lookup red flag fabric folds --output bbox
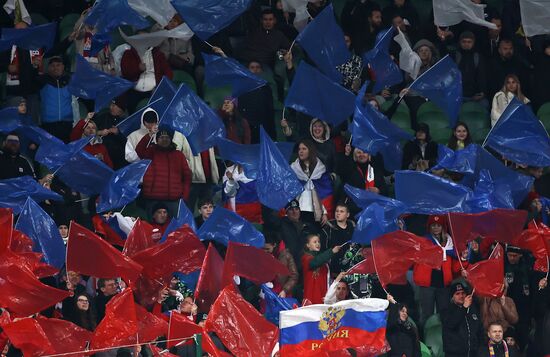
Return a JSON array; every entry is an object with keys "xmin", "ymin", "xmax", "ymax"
[
  {"xmin": 167, "ymin": 313, "xmax": 230, "ymax": 357},
  {"xmin": 514, "ymin": 221, "xmax": 550, "ymax": 272},
  {"xmin": 2, "ymin": 318, "xmax": 55, "ymax": 357},
  {"xmin": 467, "ymin": 244, "xmax": 505, "ymax": 298},
  {"xmin": 135, "ymin": 304, "xmax": 168, "ymax": 343},
  {"xmin": 371, "ymin": 231, "xmax": 443, "ymax": 287},
  {"xmin": 67, "ymin": 221, "xmax": 142, "ymax": 283},
  {"xmin": 0, "ymin": 208, "xmax": 13, "ymax": 253},
  {"xmin": 36, "ymin": 316, "xmax": 92, "ymax": 356},
  {"xmin": 91, "ymin": 288, "xmax": 139, "ymax": 349},
  {"xmin": 222, "ymin": 241, "xmax": 290, "ymax": 287},
  {"xmin": 205, "ymin": 286, "xmax": 279, "ymax": 357},
  {"xmin": 132, "ymin": 227, "xmax": 206, "ymax": 280},
  {"xmin": 0, "ymin": 263, "xmax": 69, "ymax": 316},
  {"xmin": 346, "ymin": 248, "xmax": 375, "ymax": 275},
  {"xmin": 10, "ymin": 229, "xmax": 33, "ymax": 253},
  {"xmin": 194, "ymin": 243, "xmax": 224, "ymax": 311},
  {"xmin": 123, "ymin": 218, "xmax": 155, "ymax": 257},
  {"xmin": 448, "ymin": 209, "xmax": 527, "ymax": 254}
]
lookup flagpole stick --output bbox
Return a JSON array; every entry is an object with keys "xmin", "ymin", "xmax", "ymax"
[
  {"xmin": 203, "ymin": 40, "xmax": 215, "ymax": 48},
  {"xmin": 370, "ymin": 242, "xmax": 392, "ymax": 300},
  {"xmin": 447, "ymin": 212, "xmax": 465, "ymax": 271},
  {"xmin": 65, "ymin": 221, "xmax": 72, "ymax": 294},
  {"xmin": 347, "ymin": 135, "xmax": 353, "ymax": 145},
  {"xmin": 288, "ymin": 38, "xmax": 297, "ymax": 54}
]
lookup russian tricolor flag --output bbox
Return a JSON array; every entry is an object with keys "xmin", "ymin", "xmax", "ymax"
[{"xmin": 279, "ymin": 299, "xmax": 389, "ymax": 356}]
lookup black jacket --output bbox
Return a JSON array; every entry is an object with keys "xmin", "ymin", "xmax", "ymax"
[
  {"xmin": 442, "ymin": 302, "xmax": 483, "ymax": 356},
  {"xmin": 402, "ymin": 139, "xmax": 438, "ymax": 170},
  {"xmin": 386, "ymin": 303, "xmax": 421, "ymax": 357},
  {"xmin": 320, "ymin": 220, "xmax": 355, "ymax": 273},
  {"xmin": 0, "ymin": 151, "xmax": 35, "ymax": 180},
  {"xmin": 477, "ymin": 341, "xmax": 520, "ymax": 357}
]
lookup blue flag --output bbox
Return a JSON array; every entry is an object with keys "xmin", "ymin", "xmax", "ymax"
[
  {"xmin": 197, "ymin": 206, "xmax": 265, "ymax": 248},
  {"xmin": 541, "ymin": 197, "xmax": 550, "ymax": 225},
  {"xmin": 257, "ymin": 127, "xmax": 304, "ymax": 210},
  {"xmin": 295, "ymin": 4, "xmax": 350, "ymax": 82},
  {"xmin": 56, "ymin": 151, "xmax": 114, "ymax": 195},
  {"xmin": 485, "ymin": 97, "xmax": 550, "ymax": 167},
  {"xmin": 0, "ymin": 107, "xmax": 23, "ymax": 133},
  {"xmin": 173, "ymin": 270, "xmax": 201, "ymax": 292},
  {"xmin": 160, "ymin": 199, "xmax": 197, "ymax": 242},
  {"xmin": 363, "ymin": 27, "xmax": 403, "ymax": 94},
  {"xmin": 160, "ymin": 84, "xmax": 226, "ymax": 155},
  {"xmin": 149, "ymin": 76, "xmax": 177, "ymax": 105},
  {"xmin": 96, "ymin": 160, "xmax": 151, "ymax": 213},
  {"xmin": 203, "ymin": 53, "xmax": 267, "ymax": 97},
  {"xmin": 464, "ymin": 170, "xmax": 511, "ymax": 213},
  {"xmin": 171, "ymin": 0, "xmax": 253, "ymax": 40},
  {"xmin": 394, "ymin": 170, "xmax": 473, "ymax": 214},
  {"xmin": 344, "ymin": 184, "xmax": 407, "ymax": 216},
  {"xmin": 68, "ymin": 55, "xmax": 134, "ymax": 111},
  {"xmin": 433, "ymin": 143, "xmax": 478, "ymax": 175},
  {"xmin": 35, "ymin": 137, "xmax": 91, "ymax": 173},
  {"xmin": 0, "ymin": 176, "xmax": 62, "ymax": 214},
  {"xmin": 409, "ymin": 55, "xmax": 462, "ymax": 127},
  {"xmin": 0, "ymin": 22, "xmax": 57, "ymax": 51},
  {"xmin": 84, "ymin": 0, "xmax": 149, "ymax": 34},
  {"xmin": 116, "ymin": 98, "xmax": 165, "ymax": 136},
  {"xmin": 352, "ymin": 203, "xmax": 400, "ymax": 244},
  {"xmin": 90, "ymin": 33, "xmax": 112, "ymax": 56},
  {"xmin": 15, "ymin": 198, "xmax": 66, "ymax": 269},
  {"xmin": 216, "ymin": 137, "xmax": 294, "ymax": 179},
  {"xmin": 15, "ymin": 125, "xmax": 55, "ymax": 146},
  {"xmin": 261, "ymin": 284, "xmax": 298, "ymax": 325},
  {"xmin": 284, "ymin": 62, "xmax": 355, "ymax": 126}
]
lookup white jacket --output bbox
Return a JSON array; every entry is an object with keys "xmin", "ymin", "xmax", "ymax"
[
  {"xmin": 491, "ymin": 91, "xmax": 530, "ymax": 127},
  {"xmin": 180, "ymin": 135, "xmax": 220, "ymax": 184}
]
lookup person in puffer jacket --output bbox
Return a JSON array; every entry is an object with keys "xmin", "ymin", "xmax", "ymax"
[{"xmin": 135, "ymin": 125, "xmax": 192, "ymax": 218}]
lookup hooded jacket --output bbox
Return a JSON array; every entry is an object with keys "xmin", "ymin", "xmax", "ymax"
[
  {"xmin": 309, "ymin": 119, "xmax": 337, "ymax": 173},
  {"xmin": 441, "ymin": 301, "xmax": 483, "ymax": 356}
]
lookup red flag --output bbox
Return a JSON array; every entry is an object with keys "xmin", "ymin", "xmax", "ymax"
[
  {"xmin": 36, "ymin": 316, "xmax": 92, "ymax": 356},
  {"xmin": 67, "ymin": 221, "xmax": 142, "ymax": 283},
  {"xmin": 194, "ymin": 243, "xmax": 224, "ymax": 312},
  {"xmin": 467, "ymin": 244, "xmax": 505, "ymax": 298},
  {"xmin": 123, "ymin": 218, "xmax": 155, "ymax": 257},
  {"xmin": 2, "ymin": 318, "xmax": 55, "ymax": 357},
  {"xmin": 0, "ymin": 208, "xmax": 13, "ymax": 254},
  {"xmin": 2, "ymin": 250, "xmax": 58, "ymax": 278},
  {"xmin": 135, "ymin": 304, "xmax": 168, "ymax": 343},
  {"xmin": 0, "ymin": 263, "xmax": 69, "ymax": 316},
  {"xmin": 346, "ymin": 248, "xmax": 375, "ymax": 275},
  {"xmin": 371, "ymin": 231, "xmax": 443, "ymax": 287},
  {"xmin": 205, "ymin": 286, "xmax": 278, "ymax": 357},
  {"xmin": 132, "ymin": 227, "xmax": 206, "ymax": 281},
  {"xmin": 514, "ymin": 221, "xmax": 550, "ymax": 272},
  {"xmin": 92, "ymin": 214, "xmax": 126, "ymax": 247},
  {"xmin": 131, "ymin": 275, "xmax": 166, "ymax": 310},
  {"xmin": 448, "ymin": 209, "xmax": 527, "ymax": 255},
  {"xmin": 91, "ymin": 288, "xmax": 139, "ymax": 349},
  {"xmin": 167, "ymin": 312, "xmax": 230, "ymax": 357},
  {"xmin": 10, "ymin": 229, "xmax": 33, "ymax": 253},
  {"xmin": 222, "ymin": 241, "xmax": 289, "ymax": 287}
]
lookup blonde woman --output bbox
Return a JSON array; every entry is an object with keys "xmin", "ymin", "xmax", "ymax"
[{"xmin": 490, "ymin": 74, "xmax": 530, "ymax": 127}]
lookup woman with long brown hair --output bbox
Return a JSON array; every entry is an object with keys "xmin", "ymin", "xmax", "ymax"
[{"xmin": 490, "ymin": 74, "xmax": 530, "ymax": 127}]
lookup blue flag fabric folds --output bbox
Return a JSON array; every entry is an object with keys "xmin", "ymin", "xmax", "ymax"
[
  {"xmin": 68, "ymin": 55, "xmax": 134, "ymax": 112},
  {"xmin": 160, "ymin": 84, "xmax": 226, "ymax": 155},
  {"xmin": 203, "ymin": 53, "xmax": 267, "ymax": 97},
  {"xmin": 160, "ymin": 199, "xmax": 197, "ymax": 242},
  {"xmin": 90, "ymin": 33, "xmax": 112, "ymax": 56},
  {"xmin": 362, "ymin": 27, "xmax": 403, "ymax": 94},
  {"xmin": 171, "ymin": 0, "xmax": 252, "ymax": 40},
  {"xmin": 15, "ymin": 198, "xmax": 66, "ymax": 269},
  {"xmin": 295, "ymin": 4, "xmax": 350, "ymax": 82},
  {"xmin": 344, "ymin": 184, "xmax": 407, "ymax": 216},
  {"xmin": 409, "ymin": 55, "xmax": 462, "ymax": 127},
  {"xmin": 96, "ymin": 160, "xmax": 151, "ymax": 213},
  {"xmin": 15, "ymin": 125, "xmax": 55, "ymax": 146},
  {"xmin": 216, "ymin": 137, "xmax": 294, "ymax": 179},
  {"xmin": 257, "ymin": 127, "xmax": 304, "ymax": 210},
  {"xmin": 35, "ymin": 137, "xmax": 90, "ymax": 173},
  {"xmin": 434, "ymin": 143, "xmax": 478, "ymax": 175},
  {"xmin": 0, "ymin": 176, "xmax": 62, "ymax": 214},
  {"xmin": 117, "ymin": 98, "xmax": 165, "ymax": 136},
  {"xmin": 284, "ymin": 62, "xmax": 355, "ymax": 126},
  {"xmin": 84, "ymin": 0, "xmax": 149, "ymax": 34},
  {"xmin": 0, "ymin": 107, "xmax": 23, "ymax": 133},
  {"xmin": 261, "ymin": 284, "xmax": 298, "ymax": 325},
  {"xmin": 56, "ymin": 151, "xmax": 114, "ymax": 195},
  {"xmin": 352, "ymin": 203, "xmax": 400, "ymax": 244},
  {"xmin": 0, "ymin": 22, "xmax": 57, "ymax": 51},
  {"xmin": 197, "ymin": 207, "xmax": 264, "ymax": 248},
  {"xmin": 149, "ymin": 76, "xmax": 177, "ymax": 105},
  {"xmin": 395, "ymin": 170, "xmax": 472, "ymax": 214},
  {"xmin": 485, "ymin": 97, "xmax": 550, "ymax": 167}
]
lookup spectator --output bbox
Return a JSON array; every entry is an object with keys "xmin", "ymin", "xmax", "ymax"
[
  {"xmin": 490, "ymin": 74, "xmax": 530, "ymax": 127},
  {"xmin": 125, "ymin": 107, "xmax": 159, "ymax": 163},
  {"xmin": 121, "ymin": 34, "xmax": 173, "ymax": 112},
  {"xmin": 35, "ymin": 57, "xmax": 73, "ymax": 143},
  {"xmin": 291, "ymin": 139, "xmax": 334, "ymax": 224},
  {"xmin": 150, "ymin": 203, "xmax": 171, "ymax": 242},
  {"xmin": 478, "ymin": 322, "xmax": 520, "ymax": 357},
  {"xmin": 0, "ymin": 132, "xmax": 35, "ymax": 180},
  {"xmin": 352, "ymin": 5, "xmax": 383, "ymax": 55},
  {"xmin": 58, "ymin": 223, "xmax": 69, "ymax": 245},
  {"xmin": 453, "ymin": 31, "xmax": 489, "ymax": 108},
  {"xmin": 441, "ymin": 282, "xmax": 482, "ymax": 357},
  {"xmin": 223, "ymin": 164, "xmax": 262, "ymax": 224},
  {"xmin": 218, "ymin": 97, "xmax": 251, "ymax": 145},
  {"xmin": 324, "ymin": 272, "xmax": 355, "ymax": 304},
  {"xmin": 447, "ymin": 121, "xmax": 472, "ymax": 151},
  {"xmin": 479, "ymin": 281, "xmax": 519, "ymax": 332},
  {"xmin": 336, "ymin": 34, "xmax": 364, "ymax": 92},
  {"xmin": 382, "ymin": 0, "xmax": 420, "ymax": 32},
  {"xmin": 479, "ymin": 16, "xmax": 503, "ymax": 58},
  {"xmin": 70, "ymin": 115, "xmax": 114, "ymax": 168},
  {"xmin": 93, "ymin": 97, "xmax": 128, "ymax": 169},
  {"xmin": 301, "ymin": 234, "xmax": 341, "ymax": 304},
  {"xmin": 531, "ymin": 39, "xmax": 550, "ymax": 112},
  {"xmin": 194, "ymin": 197, "xmax": 214, "ymax": 229},
  {"xmin": 402, "ymin": 123, "xmax": 438, "ymax": 170},
  {"xmin": 340, "ymin": 144, "xmax": 387, "ymax": 202},
  {"xmin": 320, "ymin": 203, "xmax": 355, "ymax": 272},
  {"xmin": 237, "ymin": 60, "xmax": 275, "ymax": 143},
  {"xmin": 308, "ymin": 119, "xmax": 337, "ymax": 174},
  {"xmin": 263, "ymin": 231, "xmax": 298, "ymax": 298},
  {"xmin": 241, "ymin": 9, "xmax": 290, "ymax": 69},
  {"xmin": 488, "ymin": 39, "xmax": 531, "ymax": 100},
  {"xmin": 67, "ymin": 293, "xmax": 97, "ymax": 331},
  {"xmin": 135, "ymin": 126, "xmax": 192, "ymax": 218},
  {"xmin": 95, "ymin": 278, "xmax": 118, "ymax": 323},
  {"xmin": 385, "ymin": 296, "xmax": 421, "ymax": 357}
]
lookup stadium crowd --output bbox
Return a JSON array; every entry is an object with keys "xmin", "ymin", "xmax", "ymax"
[{"xmin": 0, "ymin": 0, "xmax": 549, "ymax": 356}]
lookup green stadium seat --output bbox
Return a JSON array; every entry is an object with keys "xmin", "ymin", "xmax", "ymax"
[
  {"xmin": 172, "ymin": 70, "xmax": 197, "ymax": 92},
  {"xmin": 136, "ymin": 98, "xmax": 151, "ymax": 111},
  {"xmin": 381, "ymin": 99, "xmax": 410, "ymax": 115},
  {"xmin": 392, "ymin": 111, "xmax": 412, "ymax": 132},
  {"xmin": 420, "ymin": 342, "xmax": 433, "ymax": 357},
  {"xmin": 430, "ymin": 127, "xmax": 452, "ymax": 144},
  {"xmin": 537, "ymin": 102, "xmax": 550, "ymax": 121},
  {"xmin": 60, "ymin": 13, "xmax": 80, "ymax": 32},
  {"xmin": 417, "ymin": 101, "xmax": 444, "ymax": 118},
  {"xmin": 471, "ymin": 127, "xmax": 491, "ymax": 144},
  {"xmin": 30, "ymin": 13, "xmax": 48, "ymax": 25},
  {"xmin": 423, "ymin": 314, "xmax": 444, "ymax": 357},
  {"xmin": 418, "ymin": 115, "xmax": 448, "ymax": 131},
  {"xmin": 461, "ymin": 113, "xmax": 490, "ymax": 131},
  {"xmin": 203, "ymin": 85, "xmax": 232, "ymax": 110}
]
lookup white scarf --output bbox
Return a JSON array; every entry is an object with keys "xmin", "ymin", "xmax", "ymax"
[{"xmin": 291, "ymin": 159, "xmax": 327, "ymax": 221}]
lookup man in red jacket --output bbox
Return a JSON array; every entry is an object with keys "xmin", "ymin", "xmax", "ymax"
[{"xmin": 136, "ymin": 126, "xmax": 191, "ymax": 219}]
